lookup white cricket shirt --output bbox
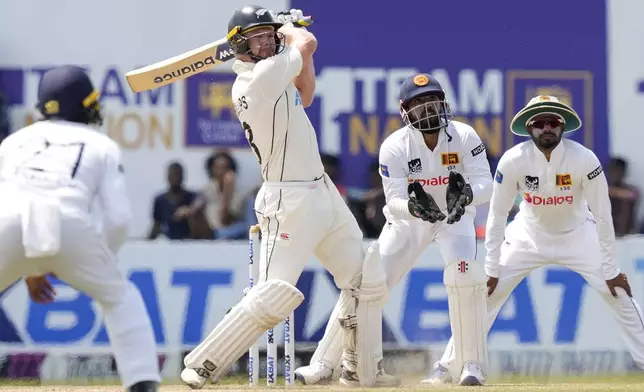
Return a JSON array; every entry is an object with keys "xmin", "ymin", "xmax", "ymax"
[
  {"xmin": 485, "ymin": 139, "xmax": 617, "ymax": 279},
  {"xmin": 0, "ymin": 120, "xmax": 131, "ymax": 251},
  {"xmin": 378, "ymin": 120, "xmax": 493, "ymax": 223},
  {"xmin": 231, "ymin": 46, "xmax": 324, "ymax": 182}
]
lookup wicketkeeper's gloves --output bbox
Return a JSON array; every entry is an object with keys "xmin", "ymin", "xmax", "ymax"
[
  {"xmin": 407, "ymin": 181, "xmax": 446, "ymax": 223},
  {"xmin": 445, "ymin": 171, "xmax": 473, "ymax": 224}
]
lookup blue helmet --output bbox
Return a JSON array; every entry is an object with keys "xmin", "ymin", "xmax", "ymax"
[
  {"xmin": 398, "ymin": 73, "xmax": 452, "ymax": 134},
  {"xmin": 37, "ymin": 65, "xmax": 102, "ymax": 125}
]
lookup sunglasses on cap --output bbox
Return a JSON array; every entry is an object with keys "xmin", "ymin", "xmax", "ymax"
[{"xmin": 528, "ymin": 118, "xmax": 564, "ymax": 129}]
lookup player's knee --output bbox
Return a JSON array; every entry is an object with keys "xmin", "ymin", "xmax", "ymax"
[
  {"xmin": 242, "ymin": 279, "xmax": 304, "ymax": 328},
  {"xmin": 359, "ymin": 241, "xmax": 388, "ymax": 305},
  {"xmin": 444, "ymin": 259, "xmax": 486, "ymax": 287}
]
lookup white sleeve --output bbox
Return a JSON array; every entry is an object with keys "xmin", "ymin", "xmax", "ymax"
[
  {"xmin": 462, "ymin": 131, "xmax": 493, "ymax": 206},
  {"xmin": 98, "ymin": 141, "xmax": 131, "ymax": 254},
  {"xmin": 379, "ymin": 141, "xmax": 414, "ymax": 220},
  {"xmin": 581, "ymin": 152, "xmax": 619, "ymax": 280},
  {"xmin": 484, "ymin": 153, "xmax": 519, "ymax": 277},
  {"xmin": 252, "ymin": 45, "xmax": 303, "ymax": 101}
]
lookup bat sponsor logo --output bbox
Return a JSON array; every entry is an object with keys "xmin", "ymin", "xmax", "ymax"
[
  {"xmin": 218, "ymin": 48, "xmax": 235, "ymax": 60},
  {"xmin": 153, "ymin": 56, "xmax": 216, "ymax": 84}
]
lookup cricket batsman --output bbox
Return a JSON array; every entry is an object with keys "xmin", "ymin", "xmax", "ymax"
[
  {"xmin": 425, "ymin": 95, "xmax": 644, "ymax": 385},
  {"xmin": 180, "ymin": 6, "xmax": 397, "ymax": 388},
  {"xmin": 295, "ymin": 73, "xmax": 493, "ymax": 386},
  {"xmin": 0, "ymin": 66, "xmax": 160, "ymax": 392}
]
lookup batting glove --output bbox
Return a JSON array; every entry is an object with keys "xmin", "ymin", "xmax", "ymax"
[{"xmin": 276, "ymin": 9, "xmax": 313, "ymax": 28}]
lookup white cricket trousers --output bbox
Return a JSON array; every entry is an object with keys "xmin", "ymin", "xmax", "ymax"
[
  {"xmin": 307, "ymin": 212, "xmax": 479, "ymax": 370},
  {"xmin": 379, "ymin": 213, "xmax": 478, "ymax": 289},
  {"xmin": 438, "ymin": 217, "xmax": 644, "ymax": 370},
  {"xmin": 0, "ymin": 207, "xmax": 160, "ymax": 388},
  {"xmin": 254, "ymin": 173, "xmax": 364, "ymax": 289}
]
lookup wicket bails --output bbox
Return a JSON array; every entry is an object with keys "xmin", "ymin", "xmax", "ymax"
[{"xmin": 248, "ymin": 225, "xmax": 295, "ymax": 387}]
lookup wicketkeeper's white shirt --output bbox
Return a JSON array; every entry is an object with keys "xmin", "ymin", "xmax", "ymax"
[{"xmin": 378, "ymin": 121, "xmax": 494, "ymax": 223}]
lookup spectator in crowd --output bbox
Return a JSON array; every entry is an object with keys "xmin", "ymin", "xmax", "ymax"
[
  {"xmin": 606, "ymin": 156, "xmax": 639, "ymax": 236},
  {"xmin": 0, "ymin": 90, "xmax": 10, "ymax": 143},
  {"xmin": 349, "ymin": 160, "xmax": 386, "ymax": 238},
  {"xmin": 148, "ymin": 161, "xmax": 198, "ymax": 240},
  {"xmin": 175, "ymin": 151, "xmax": 247, "ymax": 240},
  {"xmin": 321, "ymin": 153, "xmax": 347, "ymax": 198}
]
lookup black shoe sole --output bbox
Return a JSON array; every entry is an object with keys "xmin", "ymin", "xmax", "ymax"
[{"xmin": 459, "ymin": 376, "xmax": 482, "ymax": 386}]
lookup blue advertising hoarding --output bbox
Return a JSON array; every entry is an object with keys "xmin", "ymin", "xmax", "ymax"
[{"xmin": 291, "ymin": 0, "xmax": 608, "ymax": 189}]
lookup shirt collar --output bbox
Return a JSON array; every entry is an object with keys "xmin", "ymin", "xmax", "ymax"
[
  {"xmin": 532, "ymin": 138, "xmax": 566, "ymax": 164},
  {"xmin": 232, "ymin": 59, "xmax": 255, "ymax": 74}
]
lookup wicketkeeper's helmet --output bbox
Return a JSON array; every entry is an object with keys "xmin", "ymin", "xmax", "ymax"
[{"xmin": 398, "ymin": 73, "xmax": 453, "ymax": 134}]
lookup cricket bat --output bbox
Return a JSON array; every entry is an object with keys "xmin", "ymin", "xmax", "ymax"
[{"xmin": 125, "ymin": 37, "xmax": 235, "ymax": 93}]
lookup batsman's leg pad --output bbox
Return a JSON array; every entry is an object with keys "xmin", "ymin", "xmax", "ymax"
[
  {"xmin": 184, "ymin": 279, "xmax": 304, "ymax": 378},
  {"xmin": 443, "ymin": 260, "xmax": 488, "ymax": 378},
  {"xmin": 338, "ymin": 242, "xmax": 389, "ymax": 387},
  {"xmin": 309, "ymin": 288, "xmax": 354, "ymax": 373},
  {"xmin": 356, "ymin": 241, "xmax": 388, "ymax": 386}
]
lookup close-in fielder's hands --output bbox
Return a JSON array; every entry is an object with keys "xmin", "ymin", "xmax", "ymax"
[
  {"xmin": 487, "ymin": 276, "xmax": 499, "ymax": 296},
  {"xmin": 25, "ymin": 274, "xmax": 57, "ymax": 304},
  {"xmin": 606, "ymin": 273, "xmax": 632, "ymax": 297}
]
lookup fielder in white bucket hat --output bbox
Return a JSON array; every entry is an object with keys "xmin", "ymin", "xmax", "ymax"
[{"xmin": 510, "ymin": 95, "xmax": 582, "ymax": 136}]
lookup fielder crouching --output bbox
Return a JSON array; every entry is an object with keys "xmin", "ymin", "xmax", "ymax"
[
  {"xmin": 0, "ymin": 66, "xmax": 160, "ymax": 392},
  {"xmin": 427, "ymin": 95, "xmax": 644, "ymax": 384}
]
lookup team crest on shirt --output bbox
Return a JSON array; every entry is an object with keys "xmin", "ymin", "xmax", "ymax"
[
  {"xmin": 380, "ymin": 164, "xmax": 390, "ymax": 177},
  {"xmin": 407, "ymin": 158, "xmax": 422, "ymax": 173},
  {"xmin": 524, "ymin": 176, "xmax": 539, "ymax": 191},
  {"xmin": 555, "ymin": 174, "xmax": 572, "ymax": 186},
  {"xmin": 440, "ymin": 152, "xmax": 460, "ymax": 166}
]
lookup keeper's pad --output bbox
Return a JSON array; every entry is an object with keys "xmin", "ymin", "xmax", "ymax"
[
  {"xmin": 443, "ymin": 260, "xmax": 488, "ymax": 378},
  {"xmin": 184, "ymin": 279, "xmax": 303, "ymax": 379},
  {"xmin": 339, "ymin": 241, "xmax": 389, "ymax": 387}
]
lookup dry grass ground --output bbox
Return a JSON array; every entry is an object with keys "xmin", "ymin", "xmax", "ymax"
[{"xmin": 3, "ymin": 374, "xmax": 644, "ymax": 392}]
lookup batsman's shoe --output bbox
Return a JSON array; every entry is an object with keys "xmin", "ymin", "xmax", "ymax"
[
  {"xmin": 181, "ymin": 367, "xmax": 217, "ymax": 389},
  {"xmin": 128, "ymin": 381, "xmax": 160, "ymax": 392},
  {"xmin": 421, "ymin": 362, "xmax": 452, "ymax": 385},
  {"xmin": 459, "ymin": 362, "xmax": 485, "ymax": 386},
  {"xmin": 338, "ymin": 362, "xmax": 401, "ymax": 388},
  {"xmin": 294, "ymin": 361, "xmax": 334, "ymax": 385}
]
